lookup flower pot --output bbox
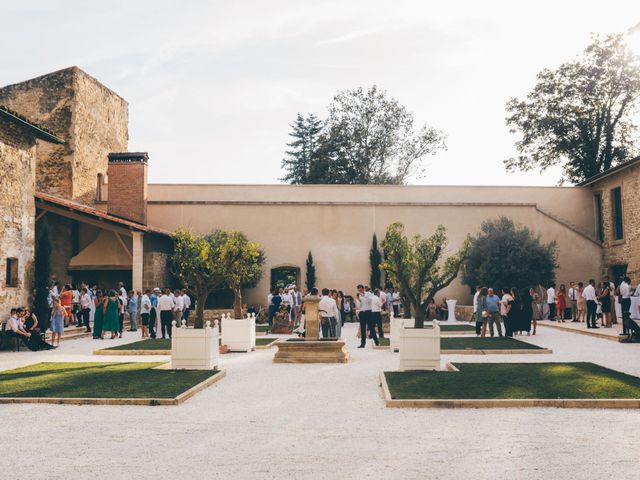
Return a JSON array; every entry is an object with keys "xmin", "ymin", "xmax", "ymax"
[
  {"xmin": 221, "ymin": 313, "xmax": 256, "ymax": 352},
  {"xmin": 398, "ymin": 319, "xmax": 441, "ymax": 371},
  {"xmin": 389, "ymin": 314, "xmax": 410, "ymax": 352},
  {"xmin": 171, "ymin": 320, "xmax": 220, "ymax": 370}
]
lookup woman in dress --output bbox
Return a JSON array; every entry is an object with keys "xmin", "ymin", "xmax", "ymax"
[
  {"xmin": 59, "ymin": 284, "xmax": 73, "ymax": 327},
  {"xmin": 506, "ymin": 287, "xmax": 521, "ymax": 337},
  {"xmin": 529, "ymin": 287, "xmax": 538, "ymax": 335},
  {"xmin": 556, "ymin": 284, "xmax": 567, "ymax": 322},
  {"xmin": 521, "ymin": 288, "xmax": 533, "ymax": 335},
  {"xmin": 598, "ymin": 280, "xmax": 611, "ymax": 328},
  {"xmin": 576, "ymin": 282, "xmax": 586, "ymax": 323},
  {"xmin": 101, "ymin": 290, "xmax": 121, "ymax": 339},
  {"xmin": 92, "ymin": 290, "xmax": 104, "ymax": 339},
  {"xmin": 50, "ymin": 298, "xmax": 65, "ymax": 346}
]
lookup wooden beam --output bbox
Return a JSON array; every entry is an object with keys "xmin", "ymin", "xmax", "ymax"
[
  {"xmin": 35, "ymin": 210, "xmax": 47, "ymax": 223},
  {"xmin": 114, "ymin": 232, "xmax": 132, "ymax": 257},
  {"xmin": 35, "ymin": 201, "xmax": 132, "ymax": 236}
]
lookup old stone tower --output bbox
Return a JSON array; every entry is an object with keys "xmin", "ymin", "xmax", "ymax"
[{"xmin": 0, "ymin": 66, "xmax": 129, "ymax": 206}]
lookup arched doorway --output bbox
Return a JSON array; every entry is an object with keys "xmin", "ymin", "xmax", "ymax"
[{"xmin": 270, "ymin": 265, "xmax": 300, "ymax": 290}]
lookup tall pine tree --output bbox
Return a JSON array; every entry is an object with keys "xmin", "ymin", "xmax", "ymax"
[
  {"xmin": 370, "ymin": 234, "xmax": 382, "ymax": 289},
  {"xmin": 305, "ymin": 251, "xmax": 316, "ymax": 290},
  {"xmin": 280, "ymin": 114, "xmax": 323, "ymax": 184},
  {"xmin": 34, "ymin": 217, "xmax": 52, "ymax": 329}
]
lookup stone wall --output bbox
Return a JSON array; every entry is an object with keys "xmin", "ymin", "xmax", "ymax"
[
  {"xmin": 0, "ymin": 119, "xmax": 36, "ymax": 321},
  {"xmin": 143, "ymin": 250, "xmax": 170, "ymax": 290},
  {"xmin": 0, "ymin": 67, "xmax": 128, "ymax": 205},
  {"xmin": 590, "ymin": 163, "xmax": 640, "ymax": 284}
]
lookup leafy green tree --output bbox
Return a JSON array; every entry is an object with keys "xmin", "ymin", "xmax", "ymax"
[
  {"xmin": 280, "ymin": 113, "xmax": 323, "ymax": 183},
  {"xmin": 462, "ymin": 217, "xmax": 558, "ymax": 290},
  {"xmin": 305, "ymin": 251, "xmax": 316, "ymax": 290},
  {"xmin": 172, "ymin": 230, "xmax": 227, "ymax": 328},
  {"xmin": 369, "ymin": 233, "xmax": 382, "ymax": 289},
  {"xmin": 218, "ymin": 231, "xmax": 265, "ymax": 319},
  {"xmin": 281, "ymin": 86, "xmax": 446, "ymax": 184},
  {"xmin": 34, "ymin": 217, "xmax": 52, "ymax": 329},
  {"xmin": 381, "ymin": 223, "xmax": 472, "ymax": 327},
  {"xmin": 505, "ymin": 34, "xmax": 640, "ymax": 184}
]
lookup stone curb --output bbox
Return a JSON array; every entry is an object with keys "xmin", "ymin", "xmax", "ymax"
[
  {"xmin": 378, "ymin": 371, "xmax": 640, "ymax": 409},
  {"xmin": 0, "ymin": 369, "xmax": 226, "ymax": 406},
  {"xmin": 255, "ymin": 339, "xmax": 279, "ymax": 350},
  {"xmin": 93, "ymin": 349, "xmax": 171, "ymax": 356},
  {"xmin": 538, "ymin": 322, "xmax": 620, "ymax": 342},
  {"xmin": 372, "ymin": 346, "xmax": 552, "ymax": 354}
]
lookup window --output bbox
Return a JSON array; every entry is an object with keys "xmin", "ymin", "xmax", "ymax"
[
  {"xmin": 611, "ymin": 187, "xmax": 624, "ymax": 240},
  {"xmin": 594, "ymin": 193, "xmax": 603, "ymax": 242},
  {"xmin": 5, "ymin": 258, "xmax": 18, "ymax": 287}
]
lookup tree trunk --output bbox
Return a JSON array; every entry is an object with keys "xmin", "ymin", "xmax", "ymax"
[
  {"xmin": 413, "ymin": 301, "xmax": 425, "ymax": 328},
  {"xmin": 233, "ymin": 287, "xmax": 242, "ymax": 319},
  {"xmin": 194, "ymin": 291, "xmax": 206, "ymax": 329}
]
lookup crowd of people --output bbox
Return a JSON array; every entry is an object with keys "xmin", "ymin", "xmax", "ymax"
[
  {"xmin": 268, "ymin": 284, "xmax": 403, "ymax": 347},
  {"xmin": 473, "ymin": 276, "xmax": 640, "ymax": 338},
  {"xmin": 3, "ymin": 279, "xmax": 193, "ymax": 351}
]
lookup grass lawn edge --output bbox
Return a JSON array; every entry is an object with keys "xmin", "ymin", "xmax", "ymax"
[
  {"xmin": 378, "ymin": 370, "xmax": 640, "ymax": 409},
  {"xmin": 93, "ymin": 348, "xmax": 171, "ymax": 356},
  {"xmin": 255, "ymin": 338, "xmax": 279, "ymax": 349},
  {"xmin": 0, "ymin": 369, "xmax": 226, "ymax": 406}
]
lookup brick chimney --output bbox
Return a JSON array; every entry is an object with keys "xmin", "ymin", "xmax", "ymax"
[{"xmin": 107, "ymin": 152, "xmax": 148, "ymax": 224}]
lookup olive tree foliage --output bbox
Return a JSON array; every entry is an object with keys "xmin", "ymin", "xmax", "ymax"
[
  {"xmin": 171, "ymin": 229, "xmax": 264, "ymax": 328},
  {"xmin": 462, "ymin": 217, "xmax": 558, "ymax": 291},
  {"xmin": 381, "ymin": 223, "xmax": 472, "ymax": 327},
  {"xmin": 505, "ymin": 34, "xmax": 640, "ymax": 184},
  {"xmin": 281, "ymin": 86, "xmax": 446, "ymax": 184}
]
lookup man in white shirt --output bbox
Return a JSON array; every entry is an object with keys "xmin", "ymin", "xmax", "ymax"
[
  {"xmin": 547, "ymin": 284, "xmax": 557, "ymax": 321},
  {"xmin": 281, "ymin": 289, "xmax": 293, "ymax": 321},
  {"xmin": 568, "ymin": 281, "xmax": 578, "ymax": 321},
  {"xmin": 318, "ymin": 288, "xmax": 340, "ymax": 338},
  {"xmin": 291, "ymin": 286, "xmax": 302, "ymax": 326},
  {"xmin": 372, "ymin": 288, "xmax": 385, "ymax": 339},
  {"xmin": 472, "ymin": 286, "xmax": 481, "ymax": 315},
  {"xmin": 79, "ymin": 287, "xmax": 92, "ymax": 333},
  {"xmin": 391, "ymin": 288, "xmax": 401, "ymax": 318},
  {"xmin": 181, "ymin": 289, "xmax": 192, "ymax": 324},
  {"xmin": 356, "ymin": 285, "xmax": 379, "ymax": 348},
  {"xmin": 158, "ymin": 289, "xmax": 175, "ymax": 338},
  {"xmin": 140, "ymin": 289, "xmax": 152, "ymax": 338},
  {"xmin": 620, "ymin": 276, "xmax": 632, "ymax": 336},
  {"xmin": 582, "ymin": 279, "xmax": 598, "ymax": 329},
  {"xmin": 173, "ymin": 289, "xmax": 184, "ymax": 326}
]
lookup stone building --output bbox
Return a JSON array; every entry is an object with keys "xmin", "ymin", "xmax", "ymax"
[
  {"xmin": 579, "ymin": 157, "xmax": 640, "ymax": 283},
  {"xmin": 1, "ymin": 66, "xmax": 639, "ymax": 317},
  {"xmin": 0, "ymin": 106, "xmax": 64, "ymax": 318}
]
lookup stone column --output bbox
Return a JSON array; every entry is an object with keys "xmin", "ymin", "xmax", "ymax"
[
  {"xmin": 132, "ymin": 231, "xmax": 144, "ymax": 291},
  {"xmin": 304, "ymin": 295, "xmax": 320, "ymax": 340}
]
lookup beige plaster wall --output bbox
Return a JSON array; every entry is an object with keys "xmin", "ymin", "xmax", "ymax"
[{"xmin": 147, "ymin": 184, "xmax": 602, "ymax": 306}]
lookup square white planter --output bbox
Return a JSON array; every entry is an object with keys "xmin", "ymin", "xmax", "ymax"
[
  {"xmin": 171, "ymin": 320, "xmax": 220, "ymax": 370},
  {"xmin": 389, "ymin": 314, "xmax": 410, "ymax": 352},
  {"xmin": 221, "ymin": 313, "xmax": 256, "ymax": 352},
  {"xmin": 398, "ymin": 319, "xmax": 441, "ymax": 371}
]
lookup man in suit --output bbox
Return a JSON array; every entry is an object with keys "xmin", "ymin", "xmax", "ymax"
[{"xmin": 357, "ymin": 284, "xmax": 379, "ymax": 348}]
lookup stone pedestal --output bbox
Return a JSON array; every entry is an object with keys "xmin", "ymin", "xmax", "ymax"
[
  {"xmin": 273, "ymin": 340, "xmax": 350, "ymax": 363},
  {"xmin": 273, "ymin": 295, "xmax": 349, "ymax": 363}
]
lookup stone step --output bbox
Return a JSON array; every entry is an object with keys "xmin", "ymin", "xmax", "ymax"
[{"xmin": 45, "ymin": 320, "xmax": 132, "ymax": 342}]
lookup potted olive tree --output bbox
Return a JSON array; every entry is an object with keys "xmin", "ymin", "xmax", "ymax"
[
  {"xmin": 218, "ymin": 231, "xmax": 264, "ymax": 352},
  {"xmin": 381, "ymin": 222, "xmax": 471, "ymax": 369}
]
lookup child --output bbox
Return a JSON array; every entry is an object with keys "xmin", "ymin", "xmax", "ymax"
[
  {"xmin": 596, "ymin": 301, "xmax": 603, "ymax": 326},
  {"xmin": 50, "ymin": 298, "xmax": 65, "ymax": 346}
]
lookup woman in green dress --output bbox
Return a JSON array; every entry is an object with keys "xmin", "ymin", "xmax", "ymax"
[
  {"xmin": 102, "ymin": 290, "xmax": 120, "ymax": 339},
  {"xmin": 92, "ymin": 290, "xmax": 104, "ymax": 339}
]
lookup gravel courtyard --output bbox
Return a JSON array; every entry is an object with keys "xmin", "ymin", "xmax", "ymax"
[{"xmin": 1, "ymin": 323, "xmax": 639, "ymax": 480}]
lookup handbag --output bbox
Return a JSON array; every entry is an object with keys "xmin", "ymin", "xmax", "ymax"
[{"xmin": 481, "ymin": 310, "xmax": 489, "ymax": 318}]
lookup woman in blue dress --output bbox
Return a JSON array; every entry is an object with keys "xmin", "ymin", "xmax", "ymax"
[{"xmin": 50, "ymin": 298, "xmax": 65, "ymax": 347}]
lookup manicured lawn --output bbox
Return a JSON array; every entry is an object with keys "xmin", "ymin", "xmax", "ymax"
[
  {"xmin": 384, "ymin": 363, "xmax": 640, "ymax": 399},
  {"xmin": 439, "ymin": 324, "xmax": 475, "ymax": 332},
  {"xmin": 256, "ymin": 337, "xmax": 278, "ymax": 346},
  {"xmin": 256, "ymin": 325, "xmax": 270, "ymax": 333},
  {"xmin": 0, "ymin": 362, "xmax": 216, "ymax": 399},
  {"xmin": 105, "ymin": 339, "xmax": 171, "ymax": 351},
  {"xmin": 376, "ymin": 336, "xmax": 540, "ymax": 350}
]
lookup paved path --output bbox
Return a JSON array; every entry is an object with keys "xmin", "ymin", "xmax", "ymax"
[{"xmin": 1, "ymin": 323, "xmax": 639, "ymax": 480}]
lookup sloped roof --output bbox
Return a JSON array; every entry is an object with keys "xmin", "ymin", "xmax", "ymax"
[
  {"xmin": 0, "ymin": 105, "xmax": 64, "ymax": 144},
  {"xmin": 578, "ymin": 156, "xmax": 640, "ymax": 186},
  {"xmin": 35, "ymin": 192, "xmax": 171, "ymax": 236}
]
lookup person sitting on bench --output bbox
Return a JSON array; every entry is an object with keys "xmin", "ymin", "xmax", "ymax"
[{"xmin": 6, "ymin": 308, "xmax": 54, "ymax": 351}]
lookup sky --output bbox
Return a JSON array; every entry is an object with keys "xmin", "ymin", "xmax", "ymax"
[{"xmin": 2, "ymin": 0, "xmax": 640, "ymax": 186}]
